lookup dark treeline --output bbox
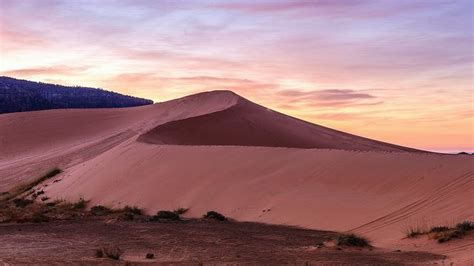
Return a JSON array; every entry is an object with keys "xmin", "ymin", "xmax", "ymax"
[{"xmin": 0, "ymin": 76, "xmax": 154, "ymax": 114}]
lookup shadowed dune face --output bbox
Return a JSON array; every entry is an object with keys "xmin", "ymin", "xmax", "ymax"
[{"xmin": 138, "ymin": 94, "xmax": 419, "ymax": 152}]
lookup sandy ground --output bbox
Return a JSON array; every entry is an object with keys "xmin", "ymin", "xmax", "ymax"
[
  {"xmin": 0, "ymin": 90, "xmax": 473, "ymax": 263},
  {"xmin": 0, "ymin": 219, "xmax": 447, "ymax": 265}
]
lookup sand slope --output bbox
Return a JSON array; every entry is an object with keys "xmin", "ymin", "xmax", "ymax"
[
  {"xmin": 44, "ymin": 144, "xmax": 473, "ymax": 239},
  {"xmin": 0, "ymin": 91, "xmax": 238, "ymax": 191},
  {"xmin": 0, "ymin": 90, "xmax": 472, "ymax": 262}
]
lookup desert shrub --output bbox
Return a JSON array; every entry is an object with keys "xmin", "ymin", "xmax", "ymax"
[
  {"xmin": 90, "ymin": 205, "xmax": 113, "ymax": 216},
  {"xmin": 203, "ymin": 211, "xmax": 227, "ymax": 221},
  {"xmin": 336, "ymin": 233, "xmax": 370, "ymax": 247},
  {"xmin": 151, "ymin": 210, "xmax": 180, "ymax": 221},
  {"xmin": 96, "ymin": 247, "xmax": 122, "ymax": 260},
  {"xmin": 174, "ymin": 207, "xmax": 189, "ymax": 215},
  {"xmin": 121, "ymin": 212, "xmax": 135, "ymax": 221},
  {"xmin": 405, "ymin": 226, "xmax": 425, "ymax": 238},
  {"xmin": 32, "ymin": 190, "xmax": 45, "ymax": 199},
  {"xmin": 72, "ymin": 198, "xmax": 88, "ymax": 210},
  {"xmin": 122, "ymin": 206, "xmax": 143, "ymax": 215},
  {"xmin": 429, "ymin": 226, "xmax": 449, "ymax": 233},
  {"xmin": 31, "ymin": 211, "xmax": 49, "ymax": 223},
  {"xmin": 429, "ymin": 221, "xmax": 473, "ymax": 243},
  {"xmin": 455, "ymin": 221, "xmax": 474, "ymax": 233},
  {"xmin": 119, "ymin": 206, "xmax": 144, "ymax": 220},
  {"xmin": 13, "ymin": 198, "xmax": 33, "ymax": 208}
]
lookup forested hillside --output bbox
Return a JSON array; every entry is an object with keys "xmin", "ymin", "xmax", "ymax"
[{"xmin": 0, "ymin": 76, "xmax": 153, "ymax": 114}]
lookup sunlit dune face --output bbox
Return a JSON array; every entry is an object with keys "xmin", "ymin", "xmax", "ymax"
[{"xmin": 0, "ymin": 0, "xmax": 472, "ymax": 152}]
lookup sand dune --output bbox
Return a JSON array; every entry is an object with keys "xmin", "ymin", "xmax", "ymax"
[
  {"xmin": 0, "ymin": 90, "xmax": 472, "ymax": 262},
  {"xmin": 139, "ymin": 92, "xmax": 417, "ymax": 151}
]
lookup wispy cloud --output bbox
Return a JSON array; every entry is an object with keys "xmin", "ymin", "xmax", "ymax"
[
  {"xmin": 277, "ymin": 89, "xmax": 381, "ymax": 108},
  {"xmin": 1, "ymin": 66, "xmax": 89, "ymax": 76}
]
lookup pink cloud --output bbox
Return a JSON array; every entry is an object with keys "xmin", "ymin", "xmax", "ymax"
[
  {"xmin": 0, "ymin": 28, "xmax": 49, "ymax": 52},
  {"xmin": 212, "ymin": 0, "xmax": 374, "ymax": 13},
  {"xmin": 276, "ymin": 89, "xmax": 381, "ymax": 108},
  {"xmin": 1, "ymin": 66, "xmax": 89, "ymax": 77}
]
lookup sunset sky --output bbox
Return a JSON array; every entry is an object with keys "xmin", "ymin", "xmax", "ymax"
[{"xmin": 0, "ymin": 0, "xmax": 472, "ymax": 152}]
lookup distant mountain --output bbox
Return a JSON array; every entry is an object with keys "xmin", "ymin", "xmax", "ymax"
[{"xmin": 0, "ymin": 76, "xmax": 153, "ymax": 114}]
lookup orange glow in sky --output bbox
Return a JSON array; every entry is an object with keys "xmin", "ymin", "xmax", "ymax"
[{"xmin": 0, "ymin": 0, "xmax": 472, "ymax": 152}]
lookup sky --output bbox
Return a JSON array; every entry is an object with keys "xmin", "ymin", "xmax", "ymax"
[{"xmin": 0, "ymin": 0, "xmax": 472, "ymax": 152}]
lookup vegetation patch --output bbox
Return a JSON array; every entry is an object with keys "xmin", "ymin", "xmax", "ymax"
[
  {"xmin": 429, "ymin": 221, "xmax": 474, "ymax": 243},
  {"xmin": 429, "ymin": 226, "xmax": 449, "ymax": 233},
  {"xmin": 335, "ymin": 233, "xmax": 371, "ymax": 247},
  {"xmin": 405, "ymin": 224, "xmax": 427, "ymax": 238},
  {"xmin": 456, "ymin": 221, "xmax": 474, "ymax": 232},
  {"xmin": 119, "ymin": 206, "xmax": 145, "ymax": 221},
  {"xmin": 403, "ymin": 221, "xmax": 473, "ymax": 243},
  {"xmin": 13, "ymin": 198, "xmax": 33, "ymax": 208},
  {"xmin": 95, "ymin": 247, "xmax": 123, "ymax": 260},
  {"xmin": 32, "ymin": 190, "xmax": 45, "ymax": 199},
  {"xmin": 151, "ymin": 210, "xmax": 180, "ymax": 221},
  {"xmin": 30, "ymin": 211, "xmax": 50, "ymax": 223},
  {"xmin": 203, "ymin": 211, "xmax": 227, "ymax": 221},
  {"xmin": 0, "ymin": 168, "xmax": 62, "ymax": 203},
  {"xmin": 122, "ymin": 206, "xmax": 143, "ymax": 215},
  {"xmin": 72, "ymin": 198, "xmax": 88, "ymax": 210},
  {"xmin": 90, "ymin": 205, "xmax": 113, "ymax": 216}
]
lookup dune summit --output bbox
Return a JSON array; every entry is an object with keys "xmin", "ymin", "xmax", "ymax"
[
  {"xmin": 0, "ymin": 89, "xmax": 472, "ymax": 264},
  {"xmin": 139, "ymin": 91, "xmax": 418, "ymax": 151}
]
